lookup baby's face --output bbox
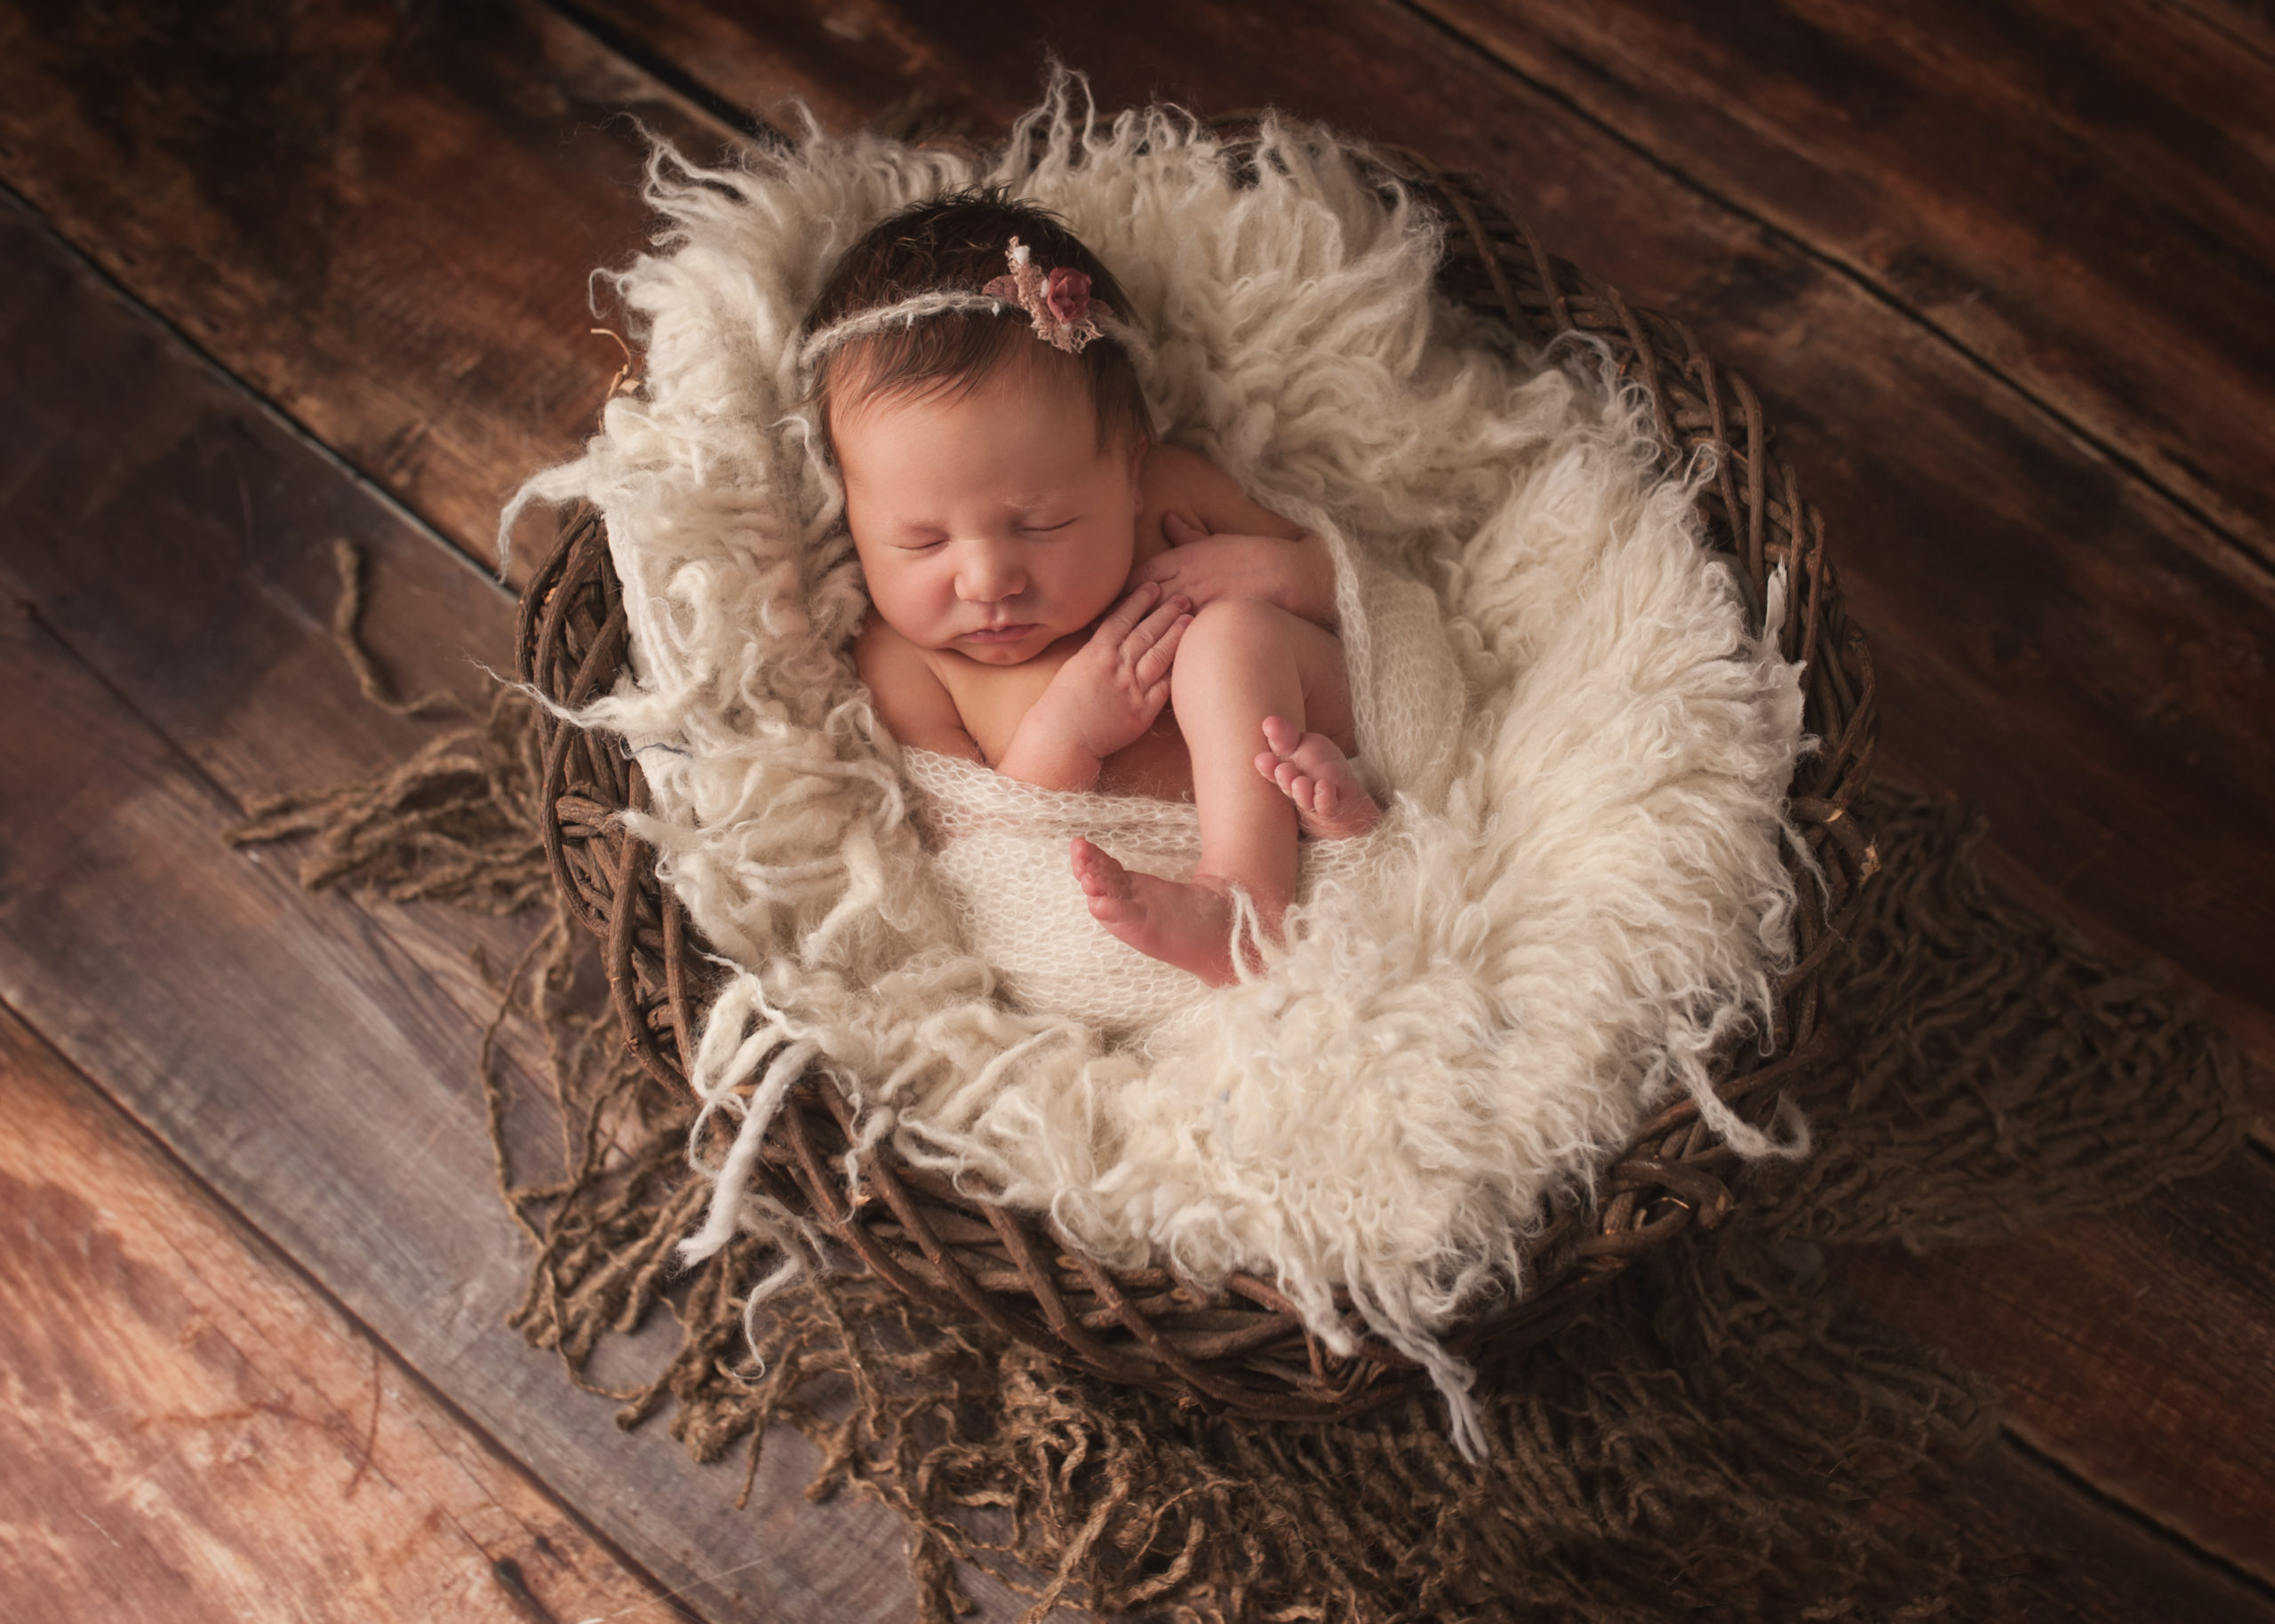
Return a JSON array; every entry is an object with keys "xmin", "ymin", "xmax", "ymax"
[{"xmin": 836, "ymin": 356, "xmax": 1142, "ymax": 667}]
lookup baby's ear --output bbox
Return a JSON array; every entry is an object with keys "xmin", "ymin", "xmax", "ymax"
[{"xmin": 1127, "ymin": 434, "xmax": 1149, "ymax": 501}]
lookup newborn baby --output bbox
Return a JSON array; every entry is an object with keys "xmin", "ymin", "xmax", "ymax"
[{"xmin": 804, "ymin": 194, "xmax": 1377, "ymax": 984}]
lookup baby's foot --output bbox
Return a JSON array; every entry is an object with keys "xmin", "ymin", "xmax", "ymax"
[
  {"xmin": 1253, "ymin": 715, "xmax": 1379, "ymax": 840},
  {"xmin": 1071, "ymin": 837, "xmax": 1243, "ymax": 986}
]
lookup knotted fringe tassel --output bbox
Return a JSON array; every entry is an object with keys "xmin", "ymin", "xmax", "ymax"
[{"xmin": 235, "ymin": 569, "xmax": 2244, "ymax": 1623}]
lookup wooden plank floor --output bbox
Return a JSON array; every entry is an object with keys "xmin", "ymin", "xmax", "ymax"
[{"xmin": 1, "ymin": 2, "xmax": 2268, "ymax": 1617}]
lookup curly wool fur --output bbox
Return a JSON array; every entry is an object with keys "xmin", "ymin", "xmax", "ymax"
[{"xmin": 501, "ymin": 81, "xmax": 1808, "ymax": 1456}]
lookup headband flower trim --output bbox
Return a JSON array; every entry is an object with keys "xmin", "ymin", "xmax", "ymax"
[
  {"xmin": 797, "ymin": 236, "xmax": 1129, "ymax": 373},
  {"xmin": 983, "ymin": 237, "xmax": 1105, "ymax": 354}
]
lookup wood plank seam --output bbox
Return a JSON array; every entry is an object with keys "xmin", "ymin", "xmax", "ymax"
[
  {"xmin": 13, "ymin": 595, "xmax": 248, "ymax": 818},
  {"xmin": 2165, "ymin": 0, "xmax": 2275, "ymax": 69},
  {"xmin": 2002, "ymin": 1429, "xmax": 2275, "ymax": 1606},
  {"xmin": 1387, "ymin": 0, "xmax": 2275, "ymax": 603},
  {"xmin": 543, "ymin": 0, "xmax": 780, "ymax": 142},
  {"xmin": 0, "ymin": 991, "xmax": 704, "ymax": 1623},
  {"xmin": 5, "ymin": 556, "xmax": 740, "ymax": 1615},
  {"xmin": 0, "ymin": 178, "xmax": 515, "ymax": 599}
]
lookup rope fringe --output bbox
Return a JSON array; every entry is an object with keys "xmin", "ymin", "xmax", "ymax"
[{"xmin": 236, "ymin": 627, "xmax": 2243, "ymax": 1622}]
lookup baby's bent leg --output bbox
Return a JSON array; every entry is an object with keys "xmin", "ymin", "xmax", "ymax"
[
  {"xmin": 1255, "ymin": 715, "xmax": 1380, "ymax": 840},
  {"xmin": 1180, "ymin": 599, "xmax": 1334, "ymax": 912},
  {"xmin": 1073, "ymin": 600, "xmax": 1354, "ymax": 984}
]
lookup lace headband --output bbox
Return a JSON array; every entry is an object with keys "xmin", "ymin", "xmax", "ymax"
[{"xmin": 799, "ymin": 236, "xmax": 1125, "ymax": 373}]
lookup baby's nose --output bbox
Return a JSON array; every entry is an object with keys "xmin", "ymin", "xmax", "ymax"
[{"xmin": 955, "ymin": 541, "xmax": 1026, "ymax": 601}]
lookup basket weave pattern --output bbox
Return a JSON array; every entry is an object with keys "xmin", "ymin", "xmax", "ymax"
[{"xmin": 515, "ymin": 144, "xmax": 1877, "ymax": 1423}]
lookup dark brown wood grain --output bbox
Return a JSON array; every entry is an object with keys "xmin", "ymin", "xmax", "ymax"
[
  {"xmin": 0, "ymin": 0, "xmax": 737, "ymax": 578},
  {"xmin": 4, "ymin": 0, "xmax": 2271, "ymax": 1613},
  {"xmin": 0, "ymin": 188, "xmax": 1001, "ymax": 1624},
  {"xmin": 1411, "ymin": 0, "xmax": 2275, "ymax": 577},
  {"xmin": 2154, "ymin": 0, "xmax": 2275, "ymax": 70},
  {"xmin": 1942, "ymin": 1441, "xmax": 2275, "ymax": 1624},
  {"xmin": 1836, "ymin": 1150, "xmax": 2275, "ymax": 1585},
  {"xmin": 1972, "ymin": 840, "xmax": 2275, "ymax": 1150},
  {"xmin": 0, "ymin": 1003, "xmax": 678, "ymax": 1624}
]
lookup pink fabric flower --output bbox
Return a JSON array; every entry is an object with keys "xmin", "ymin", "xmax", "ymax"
[
  {"xmin": 981, "ymin": 237, "xmax": 1106, "ymax": 354},
  {"xmin": 1044, "ymin": 267, "xmax": 1092, "ymax": 328}
]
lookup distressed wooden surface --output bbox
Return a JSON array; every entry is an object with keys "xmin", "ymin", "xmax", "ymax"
[
  {"xmin": 0, "ymin": 0, "xmax": 730, "ymax": 576},
  {"xmin": 1413, "ymin": 0, "xmax": 2275, "ymax": 573},
  {"xmin": 0, "ymin": 1004, "xmax": 680, "ymax": 1624},
  {"xmin": 0, "ymin": 188, "xmax": 995, "ymax": 1623},
  {"xmin": 1839, "ymin": 1148, "xmax": 2275, "ymax": 1585},
  {"xmin": 1939, "ymin": 1441, "xmax": 2275, "ymax": 1624},
  {"xmin": 2, "ymin": 0, "xmax": 2271, "ymax": 1616}
]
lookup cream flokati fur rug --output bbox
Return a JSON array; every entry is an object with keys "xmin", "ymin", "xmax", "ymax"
[{"xmin": 502, "ymin": 86, "xmax": 1809, "ymax": 1454}]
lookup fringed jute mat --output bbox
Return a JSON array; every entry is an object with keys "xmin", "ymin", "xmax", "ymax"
[{"xmin": 234, "ymin": 641, "xmax": 2243, "ymax": 1622}]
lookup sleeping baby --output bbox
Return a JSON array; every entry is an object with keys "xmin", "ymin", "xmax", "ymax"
[{"xmin": 802, "ymin": 193, "xmax": 1378, "ymax": 986}]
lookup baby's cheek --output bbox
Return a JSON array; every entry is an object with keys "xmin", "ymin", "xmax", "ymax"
[{"xmin": 864, "ymin": 570, "xmax": 930, "ymax": 639}]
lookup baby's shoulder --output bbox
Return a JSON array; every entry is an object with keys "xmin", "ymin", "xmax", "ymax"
[
  {"xmin": 1139, "ymin": 442, "xmax": 1305, "ymax": 543},
  {"xmin": 1139, "ymin": 442, "xmax": 1243, "ymax": 506},
  {"xmin": 854, "ymin": 617, "xmax": 980, "ymax": 760}
]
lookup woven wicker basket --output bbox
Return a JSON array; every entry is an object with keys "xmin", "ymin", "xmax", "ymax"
[{"xmin": 515, "ymin": 137, "xmax": 1877, "ymax": 1424}]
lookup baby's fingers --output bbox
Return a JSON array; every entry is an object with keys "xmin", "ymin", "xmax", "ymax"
[
  {"xmin": 1161, "ymin": 511, "xmax": 1210, "ymax": 545},
  {"xmin": 1133, "ymin": 610, "xmax": 1193, "ymax": 686},
  {"xmin": 1119, "ymin": 590, "xmax": 1189, "ymax": 652},
  {"xmin": 1099, "ymin": 579, "xmax": 1167, "ymax": 633}
]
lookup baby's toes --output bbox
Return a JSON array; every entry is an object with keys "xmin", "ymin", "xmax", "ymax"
[
  {"xmin": 1070, "ymin": 836, "xmax": 1125, "ymax": 897},
  {"xmin": 1288, "ymin": 733, "xmax": 1345, "ymax": 780}
]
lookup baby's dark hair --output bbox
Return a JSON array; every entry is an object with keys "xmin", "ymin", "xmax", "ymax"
[{"xmin": 804, "ymin": 189, "xmax": 1150, "ymax": 451}]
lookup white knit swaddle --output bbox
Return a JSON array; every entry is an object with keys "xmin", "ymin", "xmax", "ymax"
[
  {"xmin": 908, "ymin": 751, "xmax": 1207, "ymax": 1031},
  {"xmin": 906, "ymin": 751, "xmax": 1387, "ymax": 1033},
  {"xmin": 503, "ymin": 83, "xmax": 1811, "ymax": 1457}
]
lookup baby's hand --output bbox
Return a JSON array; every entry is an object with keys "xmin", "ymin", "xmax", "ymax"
[
  {"xmin": 1053, "ymin": 582, "xmax": 1193, "ymax": 754},
  {"xmin": 1131, "ymin": 513, "xmax": 1337, "ymax": 626},
  {"xmin": 997, "ymin": 583, "xmax": 1192, "ymax": 790}
]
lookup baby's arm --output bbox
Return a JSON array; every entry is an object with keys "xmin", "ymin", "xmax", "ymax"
[
  {"xmin": 995, "ymin": 583, "xmax": 1193, "ymax": 792},
  {"xmin": 1129, "ymin": 445, "xmax": 1337, "ymax": 628}
]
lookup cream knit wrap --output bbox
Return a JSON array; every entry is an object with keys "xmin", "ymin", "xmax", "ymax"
[{"xmin": 502, "ymin": 82, "xmax": 1810, "ymax": 1454}]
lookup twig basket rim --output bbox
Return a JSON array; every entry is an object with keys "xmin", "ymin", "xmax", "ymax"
[{"xmin": 515, "ymin": 129, "xmax": 1878, "ymax": 1424}]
